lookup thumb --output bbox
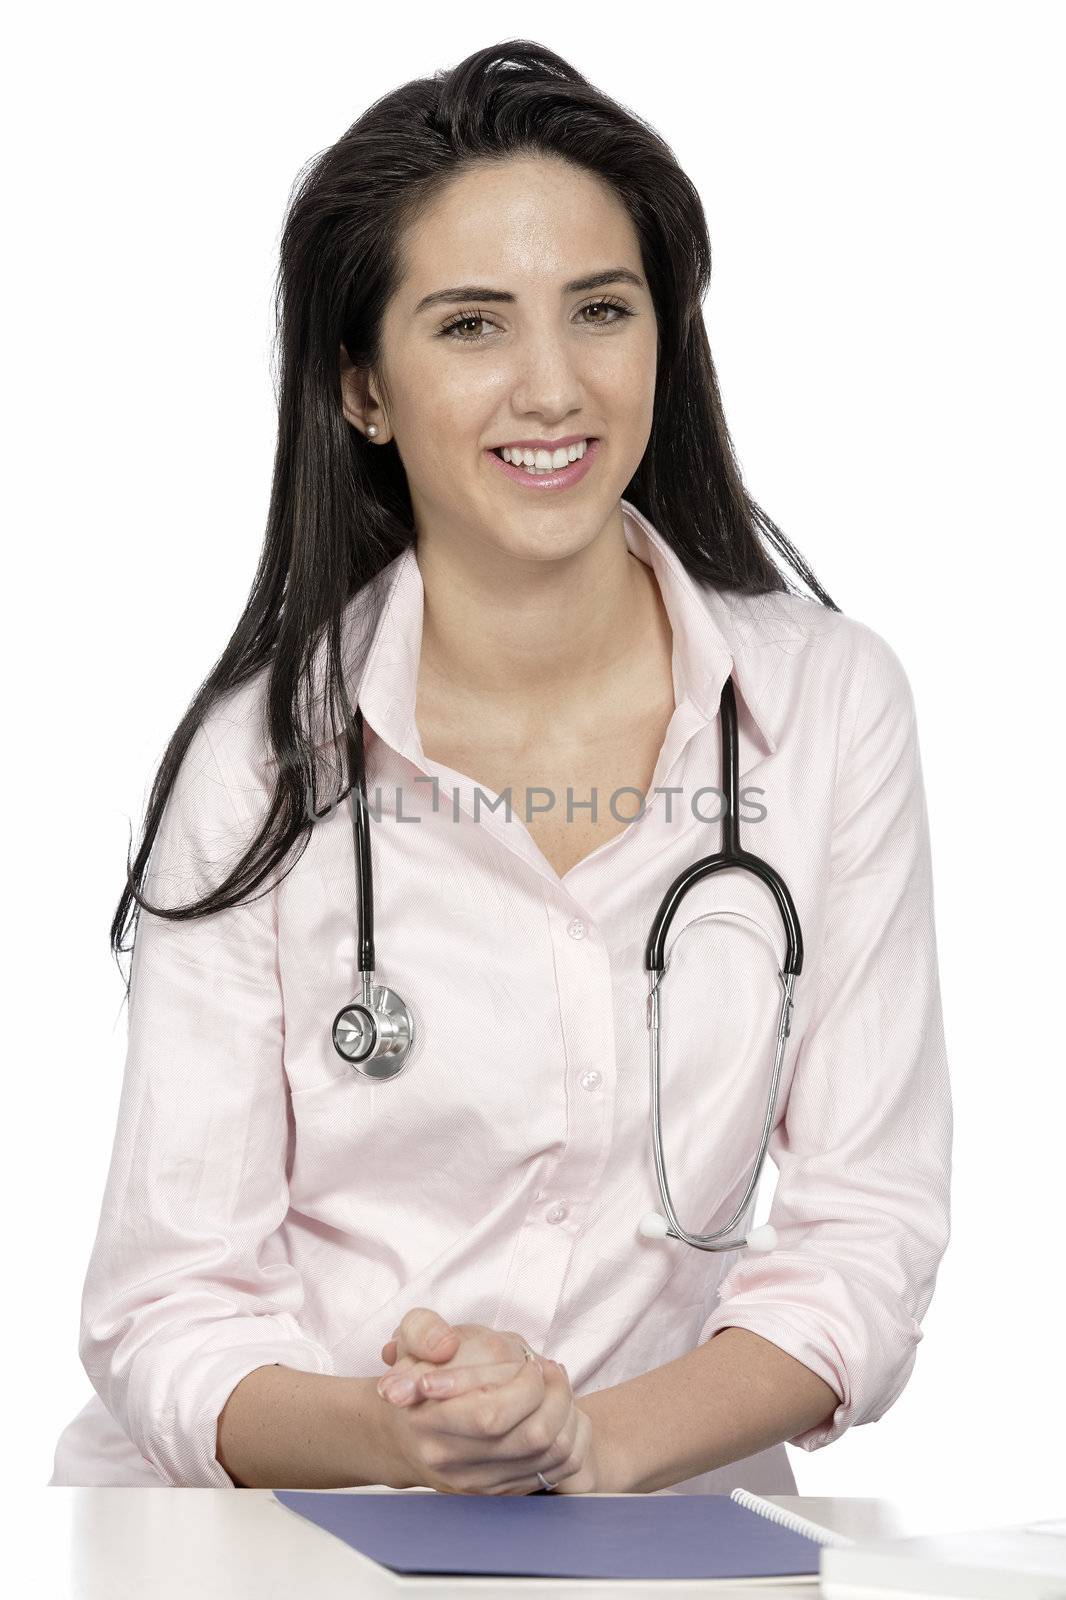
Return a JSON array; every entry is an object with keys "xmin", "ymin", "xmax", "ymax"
[{"xmin": 403, "ymin": 1309, "xmax": 460, "ymax": 1363}]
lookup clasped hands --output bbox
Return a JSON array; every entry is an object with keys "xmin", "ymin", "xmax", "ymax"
[{"xmin": 375, "ymin": 1308, "xmax": 610, "ymax": 1496}]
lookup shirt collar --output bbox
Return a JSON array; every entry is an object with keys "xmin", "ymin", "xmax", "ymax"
[
  {"xmin": 618, "ymin": 498, "xmax": 784, "ymax": 755},
  {"xmin": 312, "ymin": 497, "xmax": 794, "ymax": 760}
]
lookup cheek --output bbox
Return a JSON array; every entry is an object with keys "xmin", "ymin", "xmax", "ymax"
[
  {"xmin": 588, "ymin": 336, "xmax": 656, "ymax": 426},
  {"xmin": 394, "ymin": 378, "xmax": 497, "ymax": 485},
  {"xmin": 404, "ymin": 348, "xmax": 499, "ymax": 418}
]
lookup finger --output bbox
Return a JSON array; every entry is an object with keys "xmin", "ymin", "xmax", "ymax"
[
  {"xmin": 489, "ymin": 1360, "xmax": 573, "ymax": 1465},
  {"xmin": 493, "ymin": 1408, "xmax": 584, "ymax": 1495},
  {"xmin": 378, "ymin": 1352, "xmax": 420, "ymax": 1385},
  {"xmin": 414, "ymin": 1356, "xmax": 530, "ymax": 1402},
  {"xmin": 378, "ymin": 1356, "xmax": 527, "ymax": 1406},
  {"xmin": 379, "ymin": 1324, "xmax": 483, "ymax": 1376},
  {"xmin": 428, "ymin": 1366, "xmax": 580, "ymax": 1489},
  {"xmin": 394, "ymin": 1307, "xmax": 460, "ymax": 1364},
  {"xmin": 376, "ymin": 1350, "xmax": 429, "ymax": 1390},
  {"xmin": 425, "ymin": 1358, "xmax": 571, "ymax": 1457},
  {"xmin": 546, "ymin": 1408, "xmax": 596, "ymax": 1495}
]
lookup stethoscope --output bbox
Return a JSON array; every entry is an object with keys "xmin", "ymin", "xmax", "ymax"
[{"xmin": 330, "ymin": 675, "xmax": 803, "ymax": 1255}]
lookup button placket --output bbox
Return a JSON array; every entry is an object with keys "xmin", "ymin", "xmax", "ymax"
[
  {"xmin": 544, "ymin": 908, "xmax": 615, "ymax": 1200},
  {"xmin": 492, "ymin": 899, "xmax": 617, "ymax": 1352}
]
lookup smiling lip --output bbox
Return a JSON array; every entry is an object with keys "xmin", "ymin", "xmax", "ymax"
[
  {"xmin": 486, "ymin": 436, "xmax": 600, "ymax": 491},
  {"xmin": 490, "ymin": 432, "xmax": 596, "ymax": 452}
]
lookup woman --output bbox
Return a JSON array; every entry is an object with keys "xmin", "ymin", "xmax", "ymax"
[{"xmin": 49, "ymin": 39, "xmax": 952, "ymax": 1496}]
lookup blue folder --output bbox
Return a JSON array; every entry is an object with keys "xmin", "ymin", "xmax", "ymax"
[{"xmin": 272, "ymin": 1490, "xmax": 823, "ymax": 1582}]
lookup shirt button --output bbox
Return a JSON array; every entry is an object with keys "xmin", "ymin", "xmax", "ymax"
[
  {"xmin": 567, "ymin": 919, "xmax": 587, "ymax": 940},
  {"xmin": 579, "ymin": 1070, "xmax": 602, "ymax": 1092},
  {"xmin": 545, "ymin": 1201, "xmax": 569, "ymax": 1224}
]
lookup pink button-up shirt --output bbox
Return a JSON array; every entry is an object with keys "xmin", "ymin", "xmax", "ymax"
[{"xmin": 50, "ymin": 498, "xmax": 952, "ymax": 1493}]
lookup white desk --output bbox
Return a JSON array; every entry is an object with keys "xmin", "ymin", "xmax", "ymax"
[{"xmin": 23, "ymin": 1488, "xmax": 1057, "ymax": 1598}]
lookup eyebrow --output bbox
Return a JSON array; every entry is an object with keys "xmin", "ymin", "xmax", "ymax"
[{"xmin": 412, "ymin": 267, "xmax": 646, "ymax": 317}]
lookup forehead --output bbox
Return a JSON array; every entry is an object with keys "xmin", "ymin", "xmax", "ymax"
[{"xmin": 397, "ymin": 157, "xmax": 639, "ymax": 294}]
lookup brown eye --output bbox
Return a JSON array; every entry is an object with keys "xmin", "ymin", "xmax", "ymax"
[
  {"xmin": 438, "ymin": 308, "xmax": 491, "ymax": 342},
  {"xmin": 580, "ymin": 298, "xmax": 633, "ymax": 325}
]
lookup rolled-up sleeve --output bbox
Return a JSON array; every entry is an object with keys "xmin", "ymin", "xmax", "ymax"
[
  {"xmin": 698, "ymin": 623, "xmax": 953, "ymax": 1451},
  {"xmin": 78, "ymin": 715, "xmax": 334, "ymax": 1486}
]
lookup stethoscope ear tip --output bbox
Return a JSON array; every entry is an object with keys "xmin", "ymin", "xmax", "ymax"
[
  {"xmin": 637, "ymin": 1214, "xmax": 779, "ymax": 1250},
  {"xmin": 638, "ymin": 1212, "xmax": 672, "ymax": 1240},
  {"xmin": 744, "ymin": 1223, "xmax": 779, "ymax": 1252}
]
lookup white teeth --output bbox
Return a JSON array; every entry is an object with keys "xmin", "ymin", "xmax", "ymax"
[{"xmin": 500, "ymin": 439, "xmax": 589, "ymax": 471}]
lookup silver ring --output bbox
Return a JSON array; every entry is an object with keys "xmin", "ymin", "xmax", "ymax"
[{"xmin": 536, "ymin": 1470, "xmax": 558, "ymax": 1492}]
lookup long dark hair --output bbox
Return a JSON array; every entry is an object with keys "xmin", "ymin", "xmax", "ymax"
[{"xmin": 113, "ymin": 36, "xmax": 838, "ymax": 984}]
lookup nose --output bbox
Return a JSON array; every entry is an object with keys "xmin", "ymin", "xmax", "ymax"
[{"xmin": 509, "ymin": 328, "xmax": 585, "ymax": 421}]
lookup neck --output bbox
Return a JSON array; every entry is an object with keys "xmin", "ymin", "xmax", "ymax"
[{"xmin": 414, "ymin": 509, "xmax": 668, "ymax": 738}]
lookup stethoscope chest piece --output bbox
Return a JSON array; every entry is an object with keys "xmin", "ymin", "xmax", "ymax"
[
  {"xmin": 330, "ymin": 709, "xmax": 416, "ymax": 1082},
  {"xmin": 332, "ymin": 983, "xmax": 415, "ymax": 1080}
]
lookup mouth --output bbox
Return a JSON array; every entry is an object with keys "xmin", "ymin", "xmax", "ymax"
[{"xmin": 486, "ymin": 436, "xmax": 601, "ymax": 492}]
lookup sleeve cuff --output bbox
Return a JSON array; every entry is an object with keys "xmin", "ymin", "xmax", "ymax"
[
  {"xmin": 697, "ymin": 1304, "xmax": 855, "ymax": 1453},
  {"xmin": 124, "ymin": 1315, "xmax": 336, "ymax": 1486}
]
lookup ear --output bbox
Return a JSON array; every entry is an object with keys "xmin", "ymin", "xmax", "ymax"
[{"xmin": 339, "ymin": 342, "xmax": 386, "ymax": 439}]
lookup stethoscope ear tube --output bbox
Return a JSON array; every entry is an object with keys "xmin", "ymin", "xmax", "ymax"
[
  {"xmin": 644, "ymin": 680, "xmax": 803, "ymax": 980},
  {"xmin": 347, "ymin": 708, "xmax": 376, "ymax": 978}
]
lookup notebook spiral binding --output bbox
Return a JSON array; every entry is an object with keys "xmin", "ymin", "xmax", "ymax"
[{"xmin": 731, "ymin": 1487, "xmax": 855, "ymax": 1550}]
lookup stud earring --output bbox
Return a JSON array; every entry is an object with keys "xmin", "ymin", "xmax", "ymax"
[{"xmin": 366, "ymin": 424, "xmax": 378, "ymax": 438}]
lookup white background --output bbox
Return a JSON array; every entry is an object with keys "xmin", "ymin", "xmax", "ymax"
[{"xmin": 6, "ymin": 0, "xmax": 1064, "ymax": 1524}]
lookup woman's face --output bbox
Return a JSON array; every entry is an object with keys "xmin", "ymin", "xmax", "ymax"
[{"xmin": 346, "ymin": 154, "xmax": 658, "ymax": 564}]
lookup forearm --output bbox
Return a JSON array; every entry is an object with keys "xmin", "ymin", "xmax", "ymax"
[
  {"xmin": 578, "ymin": 1327, "xmax": 840, "ymax": 1495},
  {"xmin": 215, "ymin": 1363, "xmax": 415, "ymax": 1489}
]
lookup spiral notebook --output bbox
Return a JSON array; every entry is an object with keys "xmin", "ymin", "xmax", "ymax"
[
  {"xmin": 819, "ymin": 1515, "xmax": 1066, "ymax": 1600},
  {"xmin": 271, "ymin": 1485, "xmax": 847, "ymax": 1586}
]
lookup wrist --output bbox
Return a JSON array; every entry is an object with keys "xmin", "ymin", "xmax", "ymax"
[
  {"xmin": 352, "ymin": 1376, "xmax": 420, "ymax": 1489},
  {"xmin": 575, "ymin": 1393, "xmax": 633, "ymax": 1494},
  {"xmin": 216, "ymin": 1365, "xmax": 422, "ymax": 1490}
]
